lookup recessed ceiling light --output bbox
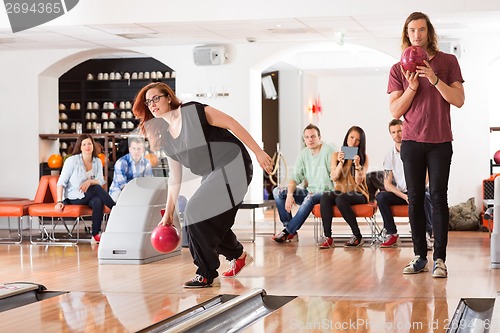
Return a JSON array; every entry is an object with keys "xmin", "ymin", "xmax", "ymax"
[{"xmin": 117, "ymin": 33, "xmax": 158, "ymax": 40}]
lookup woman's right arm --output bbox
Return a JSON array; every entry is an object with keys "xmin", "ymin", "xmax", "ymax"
[
  {"xmin": 55, "ymin": 156, "xmax": 75, "ymax": 211},
  {"xmin": 160, "ymin": 156, "xmax": 183, "ymax": 225},
  {"xmin": 54, "ymin": 185, "xmax": 65, "ymax": 211},
  {"xmin": 330, "ymin": 152, "xmax": 343, "ymax": 182}
]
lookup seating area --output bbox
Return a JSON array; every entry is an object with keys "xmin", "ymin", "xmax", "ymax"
[
  {"xmin": 311, "ymin": 202, "xmax": 382, "ymax": 245},
  {"xmin": 0, "ymin": 176, "xmax": 53, "ymax": 244},
  {"xmin": 311, "ymin": 202, "xmax": 414, "ymax": 246},
  {"xmin": 0, "ymin": 175, "xmax": 101, "ymax": 246}
]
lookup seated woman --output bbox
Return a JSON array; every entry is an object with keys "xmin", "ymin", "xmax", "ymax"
[
  {"xmin": 319, "ymin": 126, "xmax": 369, "ymax": 248},
  {"xmin": 54, "ymin": 134, "xmax": 115, "ymax": 243}
]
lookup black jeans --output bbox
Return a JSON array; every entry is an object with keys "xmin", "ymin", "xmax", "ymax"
[
  {"xmin": 320, "ymin": 191, "xmax": 367, "ymax": 239},
  {"xmin": 66, "ymin": 185, "xmax": 115, "ymax": 236},
  {"xmin": 376, "ymin": 190, "xmax": 433, "ymax": 235},
  {"xmin": 400, "ymin": 140, "xmax": 452, "ymax": 261}
]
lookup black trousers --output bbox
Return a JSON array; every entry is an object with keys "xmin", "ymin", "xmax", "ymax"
[
  {"xmin": 184, "ymin": 153, "xmax": 250, "ymax": 280},
  {"xmin": 320, "ymin": 191, "xmax": 367, "ymax": 239},
  {"xmin": 66, "ymin": 185, "xmax": 115, "ymax": 236},
  {"xmin": 401, "ymin": 140, "xmax": 452, "ymax": 261}
]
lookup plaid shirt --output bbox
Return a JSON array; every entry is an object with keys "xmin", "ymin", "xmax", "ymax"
[{"xmin": 109, "ymin": 154, "xmax": 153, "ymax": 199}]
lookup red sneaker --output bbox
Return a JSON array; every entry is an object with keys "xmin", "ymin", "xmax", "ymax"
[
  {"xmin": 380, "ymin": 234, "xmax": 399, "ymax": 248},
  {"xmin": 222, "ymin": 252, "xmax": 253, "ymax": 278},
  {"xmin": 287, "ymin": 232, "xmax": 299, "ymax": 242},
  {"xmin": 91, "ymin": 234, "xmax": 101, "ymax": 244},
  {"xmin": 319, "ymin": 237, "xmax": 334, "ymax": 249}
]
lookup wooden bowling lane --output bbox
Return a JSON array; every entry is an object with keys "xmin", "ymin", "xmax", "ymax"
[
  {"xmin": 0, "ymin": 291, "xmax": 220, "ymax": 332},
  {"xmin": 0, "ymin": 290, "xmax": 460, "ymax": 332},
  {"xmin": 242, "ymin": 296, "xmax": 456, "ymax": 332},
  {"xmin": 2, "ymin": 219, "xmax": 500, "ymax": 332}
]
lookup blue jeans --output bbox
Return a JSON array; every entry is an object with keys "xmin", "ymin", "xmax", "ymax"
[
  {"xmin": 401, "ymin": 141, "xmax": 452, "ymax": 261},
  {"xmin": 272, "ymin": 187, "xmax": 323, "ymax": 234},
  {"xmin": 376, "ymin": 190, "xmax": 433, "ymax": 235}
]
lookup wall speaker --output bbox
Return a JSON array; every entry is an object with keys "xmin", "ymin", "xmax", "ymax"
[
  {"xmin": 262, "ymin": 75, "xmax": 278, "ymax": 100},
  {"xmin": 193, "ymin": 46, "xmax": 227, "ymax": 66}
]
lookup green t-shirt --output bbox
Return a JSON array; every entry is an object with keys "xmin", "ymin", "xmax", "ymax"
[{"xmin": 291, "ymin": 143, "xmax": 336, "ymax": 194}]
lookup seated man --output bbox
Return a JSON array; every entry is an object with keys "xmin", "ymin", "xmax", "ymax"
[
  {"xmin": 376, "ymin": 119, "xmax": 432, "ymax": 249},
  {"xmin": 109, "ymin": 137, "xmax": 154, "ymax": 202},
  {"xmin": 272, "ymin": 124, "xmax": 335, "ymax": 243}
]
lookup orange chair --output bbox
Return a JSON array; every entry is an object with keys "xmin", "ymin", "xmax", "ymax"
[
  {"xmin": 386, "ymin": 204, "xmax": 414, "ymax": 240},
  {"xmin": 0, "ymin": 176, "xmax": 53, "ymax": 244},
  {"xmin": 28, "ymin": 175, "xmax": 93, "ymax": 245},
  {"xmin": 389, "ymin": 204, "xmax": 408, "ymax": 217},
  {"xmin": 311, "ymin": 202, "xmax": 381, "ymax": 244}
]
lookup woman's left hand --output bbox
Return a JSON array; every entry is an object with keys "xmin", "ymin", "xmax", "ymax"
[
  {"xmin": 353, "ymin": 155, "xmax": 361, "ymax": 168},
  {"xmin": 80, "ymin": 180, "xmax": 91, "ymax": 193},
  {"xmin": 257, "ymin": 151, "xmax": 273, "ymax": 174}
]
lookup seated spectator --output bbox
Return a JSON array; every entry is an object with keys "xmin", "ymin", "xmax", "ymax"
[
  {"xmin": 109, "ymin": 137, "xmax": 153, "ymax": 202},
  {"xmin": 319, "ymin": 126, "xmax": 369, "ymax": 248},
  {"xmin": 272, "ymin": 124, "xmax": 335, "ymax": 243},
  {"xmin": 376, "ymin": 119, "xmax": 433, "ymax": 249},
  {"xmin": 55, "ymin": 134, "xmax": 116, "ymax": 243}
]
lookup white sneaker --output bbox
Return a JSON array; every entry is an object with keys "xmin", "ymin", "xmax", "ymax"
[
  {"xmin": 426, "ymin": 232, "xmax": 432, "ymax": 251},
  {"xmin": 432, "ymin": 259, "xmax": 448, "ymax": 278}
]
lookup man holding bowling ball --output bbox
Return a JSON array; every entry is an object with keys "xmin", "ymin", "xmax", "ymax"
[{"xmin": 387, "ymin": 12, "xmax": 465, "ymax": 278}]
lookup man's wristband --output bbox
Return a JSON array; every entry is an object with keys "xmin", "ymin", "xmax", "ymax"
[
  {"xmin": 433, "ymin": 77, "xmax": 439, "ymax": 86},
  {"xmin": 57, "ymin": 200, "xmax": 63, "ymax": 203}
]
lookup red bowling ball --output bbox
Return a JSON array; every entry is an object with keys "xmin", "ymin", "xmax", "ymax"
[
  {"xmin": 401, "ymin": 46, "xmax": 429, "ymax": 72},
  {"xmin": 494, "ymin": 150, "xmax": 500, "ymax": 164},
  {"xmin": 151, "ymin": 225, "xmax": 180, "ymax": 253}
]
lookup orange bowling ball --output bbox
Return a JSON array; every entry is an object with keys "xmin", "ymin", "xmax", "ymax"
[
  {"xmin": 151, "ymin": 225, "xmax": 180, "ymax": 253},
  {"xmin": 97, "ymin": 153, "xmax": 106, "ymax": 166},
  {"xmin": 145, "ymin": 153, "xmax": 159, "ymax": 167},
  {"xmin": 47, "ymin": 154, "xmax": 63, "ymax": 169}
]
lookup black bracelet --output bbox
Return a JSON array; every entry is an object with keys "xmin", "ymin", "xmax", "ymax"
[
  {"xmin": 57, "ymin": 200, "xmax": 63, "ymax": 203},
  {"xmin": 433, "ymin": 77, "xmax": 440, "ymax": 86},
  {"xmin": 408, "ymin": 86, "xmax": 416, "ymax": 92}
]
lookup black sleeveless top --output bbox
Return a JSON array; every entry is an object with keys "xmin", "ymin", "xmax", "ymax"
[{"xmin": 161, "ymin": 102, "xmax": 253, "ymax": 184}]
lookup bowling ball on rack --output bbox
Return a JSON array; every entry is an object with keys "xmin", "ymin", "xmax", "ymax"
[
  {"xmin": 401, "ymin": 46, "xmax": 429, "ymax": 72},
  {"xmin": 145, "ymin": 153, "xmax": 159, "ymax": 167},
  {"xmin": 47, "ymin": 154, "xmax": 63, "ymax": 169},
  {"xmin": 151, "ymin": 224, "xmax": 180, "ymax": 253},
  {"xmin": 494, "ymin": 150, "xmax": 500, "ymax": 164},
  {"xmin": 97, "ymin": 153, "xmax": 106, "ymax": 166}
]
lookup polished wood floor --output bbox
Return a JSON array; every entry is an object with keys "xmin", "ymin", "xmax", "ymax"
[{"xmin": 1, "ymin": 213, "xmax": 499, "ymax": 332}]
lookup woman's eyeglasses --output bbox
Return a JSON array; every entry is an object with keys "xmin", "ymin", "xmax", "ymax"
[{"xmin": 144, "ymin": 95, "xmax": 166, "ymax": 106}]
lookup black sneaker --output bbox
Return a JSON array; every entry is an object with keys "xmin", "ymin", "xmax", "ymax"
[
  {"xmin": 183, "ymin": 275, "xmax": 221, "ymax": 288},
  {"xmin": 272, "ymin": 229, "xmax": 290, "ymax": 243}
]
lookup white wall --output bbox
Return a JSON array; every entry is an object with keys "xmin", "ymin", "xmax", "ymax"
[
  {"xmin": 315, "ymin": 70, "xmax": 393, "ymax": 172},
  {"xmin": 1, "ymin": 33, "xmax": 499, "ymax": 210}
]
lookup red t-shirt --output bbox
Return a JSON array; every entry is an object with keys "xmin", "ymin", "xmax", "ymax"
[{"xmin": 387, "ymin": 51, "xmax": 464, "ymax": 143}]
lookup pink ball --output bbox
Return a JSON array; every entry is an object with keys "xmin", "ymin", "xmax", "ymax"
[
  {"xmin": 494, "ymin": 150, "xmax": 500, "ymax": 164},
  {"xmin": 151, "ymin": 225, "xmax": 180, "ymax": 253},
  {"xmin": 401, "ymin": 46, "xmax": 429, "ymax": 72}
]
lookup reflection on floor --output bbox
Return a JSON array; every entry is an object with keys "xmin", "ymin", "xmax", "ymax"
[{"xmin": 0, "ymin": 219, "xmax": 499, "ymax": 332}]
